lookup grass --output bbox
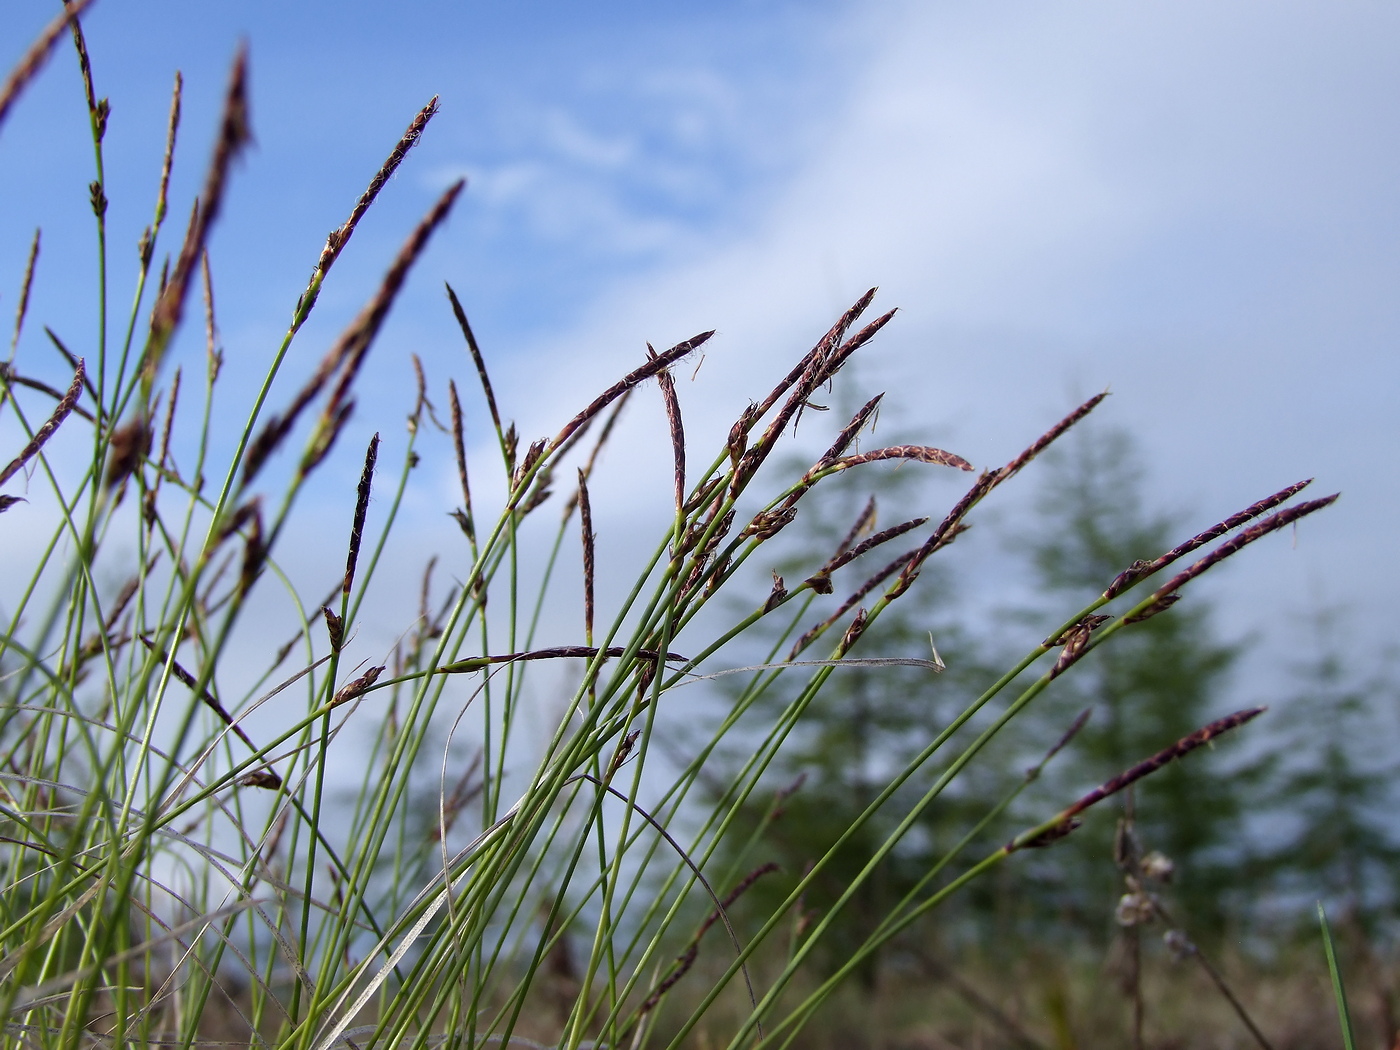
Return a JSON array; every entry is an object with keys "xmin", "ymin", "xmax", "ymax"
[
  {"xmin": 0, "ymin": 13, "xmax": 1342, "ymax": 1050},
  {"xmin": 666, "ymin": 945, "xmax": 1383, "ymax": 1050}
]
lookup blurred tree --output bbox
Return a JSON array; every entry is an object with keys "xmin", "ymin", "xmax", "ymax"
[
  {"xmin": 1251, "ymin": 607, "xmax": 1400, "ymax": 933},
  {"xmin": 701, "ymin": 418, "xmax": 1286, "ymax": 986},
  {"xmin": 695, "ymin": 406, "xmax": 1018, "ymax": 986},
  {"xmin": 1005, "ymin": 426, "xmax": 1253, "ymax": 942}
]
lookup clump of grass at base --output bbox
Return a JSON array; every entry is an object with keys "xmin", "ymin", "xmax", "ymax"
[{"xmin": 0, "ymin": 16, "xmax": 1336, "ymax": 1050}]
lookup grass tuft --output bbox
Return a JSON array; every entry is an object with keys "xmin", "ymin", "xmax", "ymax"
[{"xmin": 0, "ymin": 23, "xmax": 1344, "ymax": 1050}]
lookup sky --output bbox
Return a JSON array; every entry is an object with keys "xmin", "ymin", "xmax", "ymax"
[{"xmin": 2, "ymin": 0, "xmax": 1397, "ymax": 696}]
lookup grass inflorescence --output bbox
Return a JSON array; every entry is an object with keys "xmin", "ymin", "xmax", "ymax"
[{"xmin": 0, "ymin": 18, "xmax": 1339, "ymax": 1050}]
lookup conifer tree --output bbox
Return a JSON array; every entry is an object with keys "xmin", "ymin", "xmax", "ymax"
[
  {"xmin": 696, "ymin": 417, "xmax": 1008, "ymax": 983},
  {"xmin": 1006, "ymin": 426, "xmax": 1249, "ymax": 942},
  {"xmin": 1253, "ymin": 607, "xmax": 1400, "ymax": 933},
  {"xmin": 702, "ymin": 419, "xmax": 1270, "ymax": 976}
]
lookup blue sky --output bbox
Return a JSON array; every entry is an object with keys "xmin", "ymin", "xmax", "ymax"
[{"xmin": 3, "ymin": 1, "xmax": 1397, "ymax": 678}]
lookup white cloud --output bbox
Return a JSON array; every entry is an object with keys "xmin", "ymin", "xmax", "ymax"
[{"xmin": 479, "ymin": 0, "xmax": 1400, "ymax": 655}]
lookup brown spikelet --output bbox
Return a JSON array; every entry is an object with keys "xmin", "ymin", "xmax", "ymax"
[
  {"xmin": 1144, "ymin": 495, "xmax": 1338, "ymax": 603},
  {"xmin": 1048, "ymin": 617, "xmax": 1108, "ymax": 680},
  {"xmin": 682, "ymin": 510, "xmax": 736, "ymax": 597},
  {"xmin": 238, "ymin": 770, "xmax": 283, "ymax": 790},
  {"xmin": 548, "ymin": 409, "xmax": 594, "ymax": 462},
  {"xmin": 763, "ymin": 572, "xmax": 787, "ymax": 614},
  {"xmin": 1122, "ymin": 593, "xmax": 1182, "ymax": 625},
  {"xmin": 512, "ymin": 438, "xmax": 547, "ymax": 492},
  {"xmin": 737, "ymin": 304, "xmax": 896, "ymax": 491},
  {"xmin": 680, "ymin": 505, "xmax": 735, "ymax": 593},
  {"xmin": 578, "ymin": 469, "xmax": 595, "ymax": 643},
  {"xmin": 64, "ymin": 0, "xmax": 101, "ymax": 134},
  {"xmin": 1009, "ymin": 708, "xmax": 1265, "ymax": 852},
  {"xmin": 104, "ymin": 558, "xmax": 153, "ymax": 632},
  {"xmin": 519, "ymin": 471, "xmax": 554, "ymax": 514},
  {"xmin": 1103, "ymin": 479, "xmax": 1315, "ymax": 599},
  {"xmin": 319, "ymin": 182, "xmax": 464, "ymax": 425},
  {"xmin": 244, "ymin": 385, "xmax": 320, "ymax": 483},
  {"xmin": 1045, "ymin": 615, "xmax": 1111, "ymax": 648},
  {"xmin": 704, "ymin": 552, "xmax": 733, "ymax": 599},
  {"xmin": 812, "ymin": 309, "xmax": 897, "ymax": 390},
  {"xmin": 1012, "ymin": 818, "xmax": 1083, "ymax": 851},
  {"xmin": 891, "ymin": 471, "xmax": 999, "ymax": 598},
  {"xmin": 410, "ymin": 356, "xmax": 427, "ymax": 422},
  {"xmin": 317, "ymin": 97, "xmax": 439, "ymax": 277},
  {"xmin": 445, "ymin": 284, "xmax": 503, "ymax": 437},
  {"xmin": 157, "ymin": 369, "xmax": 181, "ymax": 475},
  {"xmin": 44, "ymin": 328, "xmax": 99, "ymax": 408},
  {"xmin": 785, "ymin": 307, "xmax": 898, "ymax": 439},
  {"xmin": 154, "ymin": 72, "xmax": 182, "ymax": 231},
  {"xmin": 330, "ymin": 666, "xmax": 385, "ymax": 708},
  {"xmin": 11, "ymin": 228, "xmax": 39, "ymax": 353},
  {"xmin": 754, "ymin": 288, "xmax": 876, "ymax": 419},
  {"xmin": 790, "ymin": 550, "xmax": 917, "ymax": 661},
  {"xmin": 343, "ymin": 433, "xmax": 380, "ymax": 596},
  {"xmin": 637, "ymin": 943, "xmax": 697, "ymax": 1017},
  {"xmin": 502, "ymin": 423, "xmax": 519, "ymax": 477},
  {"xmin": 0, "ymin": 363, "xmax": 96, "ymax": 425},
  {"xmin": 637, "ymin": 862, "xmax": 781, "ymax": 1018},
  {"xmin": 649, "ymin": 342, "xmax": 686, "ymax": 518},
  {"xmin": 742, "ymin": 506, "xmax": 797, "ymax": 541},
  {"xmin": 434, "ymin": 646, "xmax": 688, "ymax": 675},
  {"xmin": 290, "ymin": 97, "xmax": 439, "ymax": 326},
  {"xmin": 87, "ymin": 178, "xmax": 106, "ymax": 219},
  {"xmin": 0, "ymin": 0, "xmax": 99, "ymax": 135},
  {"xmin": 246, "ymin": 182, "xmax": 462, "ymax": 485},
  {"xmin": 201, "ymin": 251, "xmax": 222, "ymax": 381},
  {"xmin": 836, "ymin": 607, "xmax": 869, "ymax": 657},
  {"xmin": 322, "ymin": 606, "xmax": 344, "ymax": 651},
  {"xmin": 140, "ymin": 636, "xmax": 262, "ymax": 754},
  {"xmin": 408, "ymin": 353, "xmax": 445, "ymax": 431},
  {"xmin": 448, "ymin": 378, "xmax": 475, "ymax": 543},
  {"xmin": 299, "ymin": 399, "xmax": 354, "ymax": 478},
  {"xmin": 0, "ymin": 361, "xmax": 85, "ymax": 488},
  {"xmin": 1039, "ymin": 709, "xmax": 1094, "ymax": 772},
  {"xmin": 999, "ymin": 392, "xmax": 1109, "ymax": 484},
  {"xmin": 147, "ymin": 47, "xmax": 250, "ymax": 371},
  {"xmin": 449, "ymin": 507, "xmax": 473, "ymax": 538},
  {"xmin": 808, "ymin": 516, "xmax": 928, "ymax": 590},
  {"xmin": 143, "ymin": 378, "xmax": 178, "ymax": 523},
  {"xmin": 837, "ymin": 498, "xmax": 881, "ymax": 553},
  {"xmin": 680, "ymin": 475, "xmax": 724, "ymax": 518},
  {"xmin": 781, "ymin": 447, "xmax": 972, "ymax": 517},
  {"xmin": 238, "ymin": 504, "xmax": 265, "ymax": 598},
  {"xmin": 891, "ymin": 399, "xmax": 1108, "ymax": 596},
  {"xmin": 676, "ymin": 503, "xmax": 717, "ymax": 556},
  {"xmin": 819, "ymin": 394, "xmax": 883, "ymax": 464},
  {"xmin": 820, "ymin": 444, "xmax": 973, "ymax": 476},
  {"xmin": 548, "ymin": 331, "xmax": 712, "ymax": 456},
  {"xmin": 417, "ymin": 555, "xmax": 437, "ymax": 629},
  {"xmin": 726, "ymin": 403, "xmax": 760, "ymax": 466},
  {"xmin": 608, "ymin": 729, "xmax": 643, "ymax": 778}
]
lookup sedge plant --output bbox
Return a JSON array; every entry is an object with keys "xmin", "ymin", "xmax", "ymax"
[{"xmin": 0, "ymin": 15, "xmax": 1337, "ymax": 1050}]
